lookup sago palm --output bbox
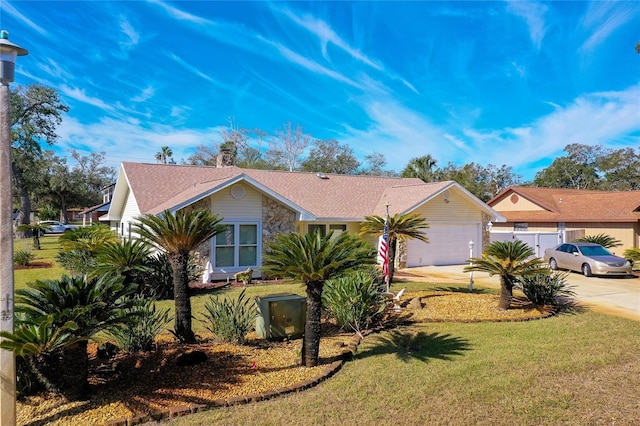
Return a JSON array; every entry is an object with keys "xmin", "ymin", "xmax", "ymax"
[
  {"xmin": 262, "ymin": 231, "xmax": 376, "ymax": 367},
  {"xmin": 11, "ymin": 274, "xmax": 138, "ymax": 400},
  {"xmin": 135, "ymin": 209, "xmax": 225, "ymax": 343},
  {"xmin": 464, "ymin": 240, "xmax": 547, "ymax": 309},
  {"xmin": 91, "ymin": 239, "xmax": 153, "ymax": 288},
  {"xmin": 359, "ymin": 213, "xmax": 430, "ymax": 283}
]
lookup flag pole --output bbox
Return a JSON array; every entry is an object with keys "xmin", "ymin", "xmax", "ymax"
[{"xmin": 384, "ymin": 202, "xmax": 390, "ymax": 293}]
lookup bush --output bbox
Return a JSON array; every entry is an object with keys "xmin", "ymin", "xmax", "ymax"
[
  {"xmin": 14, "ymin": 249, "xmax": 35, "ymax": 266},
  {"xmin": 135, "ymin": 253, "xmax": 174, "ymax": 299},
  {"xmin": 623, "ymin": 248, "xmax": 640, "ymax": 270},
  {"xmin": 199, "ymin": 289, "xmax": 257, "ymax": 344},
  {"xmin": 517, "ymin": 271, "xmax": 576, "ymax": 306},
  {"xmin": 108, "ymin": 297, "xmax": 172, "ymax": 352},
  {"xmin": 322, "ymin": 268, "xmax": 388, "ymax": 335}
]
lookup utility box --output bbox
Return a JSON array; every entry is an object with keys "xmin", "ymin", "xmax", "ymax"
[{"xmin": 255, "ymin": 293, "xmax": 306, "ymax": 340}]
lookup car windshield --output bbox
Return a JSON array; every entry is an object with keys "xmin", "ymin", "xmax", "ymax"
[{"xmin": 578, "ymin": 245, "xmax": 612, "ymax": 256}]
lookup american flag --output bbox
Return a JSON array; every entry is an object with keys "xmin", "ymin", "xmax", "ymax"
[{"xmin": 379, "ymin": 216, "xmax": 389, "ymax": 282}]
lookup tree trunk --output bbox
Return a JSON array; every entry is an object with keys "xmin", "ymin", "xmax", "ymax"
[
  {"xmin": 37, "ymin": 341, "xmax": 90, "ymax": 401},
  {"xmin": 171, "ymin": 252, "xmax": 195, "ymax": 343},
  {"xmin": 302, "ymin": 280, "xmax": 323, "ymax": 367},
  {"xmin": 498, "ymin": 275, "xmax": 515, "ymax": 310},
  {"xmin": 11, "ymin": 161, "xmax": 32, "ymax": 238}
]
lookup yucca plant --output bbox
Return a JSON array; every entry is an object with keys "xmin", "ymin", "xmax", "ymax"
[
  {"xmin": 200, "ymin": 289, "xmax": 257, "ymax": 344},
  {"xmin": 108, "ymin": 297, "xmax": 172, "ymax": 352},
  {"xmin": 323, "ymin": 268, "xmax": 387, "ymax": 337},
  {"xmin": 14, "ymin": 248, "xmax": 35, "ymax": 266},
  {"xmin": 517, "ymin": 271, "xmax": 576, "ymax": 307}
]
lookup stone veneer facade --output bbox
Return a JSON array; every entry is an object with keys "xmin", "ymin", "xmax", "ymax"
[{"xmin": 261, "ymin": 195, "xmax": 296, "ymax": 254}]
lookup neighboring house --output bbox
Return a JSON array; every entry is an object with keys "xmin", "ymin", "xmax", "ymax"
[
  {"xmin": 80, "ymin": 183, "xmax": 116, "ymax": 225},
  {"xmin": 104, "ymin": 162, "xmax": 504, "ymax": 281},
  {"xmin": 488, "ymin": 186, "xmax": 640, "ymax": 257}
]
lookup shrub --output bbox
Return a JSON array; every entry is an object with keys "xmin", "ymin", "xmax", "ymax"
[
  {"xmin": 517, "ymin": 271, "xmax": 576, "ymax": 306},
  {"xmin": 57, "ymin": 249, "xmax": 96, "ymax": 276},
  {"xmin": 108, "ymin": 297, "xmax": 172, "ymax": 352},
  {"xmin": 322, "ymin": 268, "xmax": 388, "ymax": 336},
  {"xmin": 37, "ymin": 205, "xmax": 60, "ymax": 221},
  {"xmin": 14, "ymin": 249, "xmax": 35, "ymax": 266},
  {"xmin": 136, "ymin": 252, "xmax": 174, "ymax": 299},
  {"xmin": 623, "ymin": 248, "xmax": 640, "ymax": 270},
  {"xmin": 199, "ymin": 289, "xmax": 257, "ymax": 344}
]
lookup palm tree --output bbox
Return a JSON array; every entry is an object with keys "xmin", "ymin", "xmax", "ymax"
[
  {"xmin": 400, "ymin": 155, "xmax": 438, "ymax": 182},
  {"xmin": 134, "ymin": 209, "xmax": 225, "ymax": 343},
  {"xmin": 155, "ymin": 146, "xmax": 173, "ymax": 164},
  {"xmin": 463, "ymin": 240, "xmax": 547, "ymax": 309},
  {"xmin": 262, "ymin": 231, "xmax": 376, "ymax": 367},
  {"xmin": 359, "ymin": 213, "xmax": 430, "ymax": 283}
]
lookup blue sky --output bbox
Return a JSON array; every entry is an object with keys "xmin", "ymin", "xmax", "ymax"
[{"xmin": 3, "ymin": 1, "xmax": 639, "ymax": 181}]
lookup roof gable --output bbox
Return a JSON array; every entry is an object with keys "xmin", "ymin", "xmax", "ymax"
[{"xmin": 489, "ymin": 186, "xmax": 640, "ymax": 222}]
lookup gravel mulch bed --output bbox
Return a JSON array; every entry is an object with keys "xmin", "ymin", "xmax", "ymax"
[{"xmin": 16, "ymin": 290, "xmax": 552, "ymax": 426}]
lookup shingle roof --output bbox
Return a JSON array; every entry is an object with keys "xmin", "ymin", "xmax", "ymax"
[
  {"xmin": 489, "ymin": 186, "xmax": 640, "ymax": 223},
  {"xmin": 119, "ymin": 162, "xmax": 475, "ymax": 220}
]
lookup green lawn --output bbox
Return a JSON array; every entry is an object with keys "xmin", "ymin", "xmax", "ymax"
[
  {"xmin": 14, "ymin": 235, "xmax": 67, "ymax": 291},
  {"xmin": 170, "ymin": 310, "xmax": 640, "ymax": 426}
]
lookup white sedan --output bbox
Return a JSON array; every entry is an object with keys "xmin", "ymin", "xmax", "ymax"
[{"xmin": 38, "ymin": 220, "xmax": 78, "ymax": 234}]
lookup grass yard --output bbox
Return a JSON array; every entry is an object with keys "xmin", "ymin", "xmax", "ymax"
[
  {"xmin": 170, "ymin": 311, "xmax": 640, "ymax": 426},
  {"xmin": 14, "ymin": 235, "xmax": 66, "ymax": 290}
]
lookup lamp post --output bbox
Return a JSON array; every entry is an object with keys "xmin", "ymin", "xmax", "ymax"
[
  {"xmin": 468, "ymin": 240, "xmax": 474, "ymax": 292},
  {"xmin": 0, "ymin": 29, "xmax": 28, "ymax": 426}
]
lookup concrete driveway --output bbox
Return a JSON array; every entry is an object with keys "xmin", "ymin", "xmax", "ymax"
[{"xmin": 401, "ymin": 265, "xmax": 640, "ymax": 321}]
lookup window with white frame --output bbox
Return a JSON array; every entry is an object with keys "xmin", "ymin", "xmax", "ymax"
[{"xmin": 214, "ymin": 223, "xmax": 259, "ymax": 268}]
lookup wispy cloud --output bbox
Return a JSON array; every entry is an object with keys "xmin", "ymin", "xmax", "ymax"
[
  {"xmin": 2, "ymin": 1, "xmax": 47, "ymax": 36},
  {"xmin": 146, "ymin": 0, "xmax": 210, "ymax": 25},
  {"xmin": 279, "ymin": 7, "xmax": 383, "ymax": 71},
  {"xmin": 59, "ymin": 85, "xmax": 115, "ymax": 112},
  {"xmin": 579, "ymin": 1, "xmax": 636, "ymax": 53},
  {"xmin": 463, "ymin": 84, "xmax": 640, "ymax": 174},
  {"xmin": 505, "ymin": 0, "xmax": 547, "ymax": 49},
  {"xmin": 56, "ymin": 116, "xmax": 218, "ymax": 167},
  {"xmin": 118, "ymin": 16, "xmax": 140, "ymax": 52},
  {"xmin": 130, "ymin": 86, "xmax": 155, "ymax": 103},
  {"xmin": 257, "ymin": 35, "xmax": 362, "ymax": 89}
]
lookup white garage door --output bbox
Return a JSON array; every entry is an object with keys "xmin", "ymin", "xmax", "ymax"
[{"xmin": 406, "ymin": 223, "xmax": 481, "ymax": 267}]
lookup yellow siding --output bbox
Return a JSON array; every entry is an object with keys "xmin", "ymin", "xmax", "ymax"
[
  {"xmin": 492, "ymin": 194, "xmax": 544, "ymax": 212},
  {"xmin": 206, "ymin": 184, "xmax": 262, "ymax": 219},
  {"xmin": 415, "ymin": 189, "xmax": 481, "ymax": 222},
  {"xmin": 566, "ymin": 222, "xmax": 637, "ymax": 253}
]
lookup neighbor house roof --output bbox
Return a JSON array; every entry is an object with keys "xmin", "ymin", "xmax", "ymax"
[
  {"xmin": 114, "ymin": 162, "xmax": 502, "ymax": 221},
  {"xmin": 488, "ymin": 186, "xmax": 640, "ymax": 223}
]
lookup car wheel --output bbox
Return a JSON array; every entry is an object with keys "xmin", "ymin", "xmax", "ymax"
[
  {"xmin": 582, "ymin": 264, "xmax": 593, "ymax": 277},
  {"xmin": 549, "ymin": 258, "xmax": 558, "ymax": 270}
]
